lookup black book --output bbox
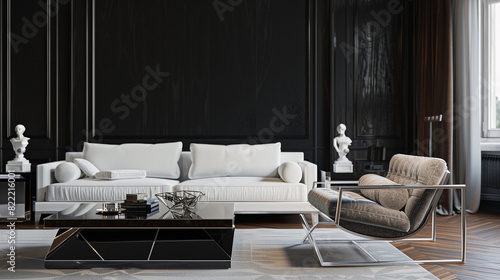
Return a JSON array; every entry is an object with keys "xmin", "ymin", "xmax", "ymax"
[
  {"xmin": 124, "ymin": 209, "xmax": 159, "ymax": 219},
  {"xmin": 123, "ymin": 202, "xmax": 159, "ymax": 210},
  {"xmin": 124, "ymin": 207, "xmax": 160, "ymax": 215},
  {"xmin": 123, "ymin": 198, "xmax": 159, "ymax": 209},
  {"xmin": 123, "ymin": 198, "xmax": 158, "ymax": 205}
]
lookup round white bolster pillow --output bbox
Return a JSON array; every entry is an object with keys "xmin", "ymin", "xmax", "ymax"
[
  {"xmin": 55, "ymin": 162, "xmax": 83, "ymax": 183},
  {"xmin": 278, "ymin": 161, "xmax": 302, "ymax": 183}
]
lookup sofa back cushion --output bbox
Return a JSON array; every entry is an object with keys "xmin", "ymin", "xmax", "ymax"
[
  {"xmin": 179, "ymin": 151, "xmax": 304, "ymax": 182},
  {"xmin": 188, "ymin": 143, "xmax": 281, "ymax": 179},
  {"xmin": 83, "ymin": 142, "xmax": 182, "ymax": 179}
]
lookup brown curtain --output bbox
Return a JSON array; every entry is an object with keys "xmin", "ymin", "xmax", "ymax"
[{"xmin": 414, "ymin": 0, "xmax": 454, "ymax": 214}]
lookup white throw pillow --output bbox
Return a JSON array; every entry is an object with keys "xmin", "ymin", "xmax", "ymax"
[
  {"xmin": 74, "ymin": 158, "xmax": 100, "ymax": 178},
  {"xmin": 278, "ymin": 161, "xmax": 302, "ymax": 183},
  {"xmin": 83, "ymin": 142, "xmax": 182, "ymax": 179},
  {"xmin": 55, "ymin": 162, "xmax": 83, "ymax": 183},
  {"xmin": 188, "ymin": 143, "xmax": 281, "ymax": 179},
  {"xmin": 95, "ymin": 169, "xmax": 147, "ymax": 180}
]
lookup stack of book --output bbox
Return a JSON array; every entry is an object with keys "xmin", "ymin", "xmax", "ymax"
[{"xmin": 122, "ymin": 195, "xmax": 159, "ymax": 218}]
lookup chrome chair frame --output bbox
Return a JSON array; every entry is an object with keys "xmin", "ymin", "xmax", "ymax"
[{"xmin": 300, "ymin": 182, "xmax": 466, "ymax": 266}]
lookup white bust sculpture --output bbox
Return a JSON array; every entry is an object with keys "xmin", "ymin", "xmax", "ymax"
[
  {"xmin": 10, "ymin": 124, "xmax": 30, "ymax": 161},
  {"xmin": 333, "ymin": 124, "xmax": 352, "ymax": 161},
  {"xmin": 333, "ymin": 123, "xmax": 353, "ymax": 173},
  {"xmin": 6, "ymin": 124, "xmax": 31, "ymax": 172}
]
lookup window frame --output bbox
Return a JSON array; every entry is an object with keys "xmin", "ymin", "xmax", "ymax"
[{"xmin": 483, "ymin": 0, "xmax": 500, "ymax": 138}]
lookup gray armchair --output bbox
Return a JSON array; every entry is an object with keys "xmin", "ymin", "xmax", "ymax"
[{"xmin": 301, "ymin": 154, "xmax": 466, "ymax": 266}]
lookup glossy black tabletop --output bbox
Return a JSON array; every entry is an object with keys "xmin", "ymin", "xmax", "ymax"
[{"xmin": 44, "ymin": 202, "xmax": 235, "ymax": 228}]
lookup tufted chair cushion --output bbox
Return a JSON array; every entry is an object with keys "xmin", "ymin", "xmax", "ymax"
[
  {"xmin": 385, "ymin": 154, "xmax": 447, "ymax": 232},
  {"xmin": 386, "ymin": 154, "xmax": 448, "ymax": 186},
  {"xmin": 309, "ymin": 188, "xmax": 411, "ymax": 233}
]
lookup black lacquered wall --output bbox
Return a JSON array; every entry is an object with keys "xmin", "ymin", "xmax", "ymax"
[
  {"xmin": 1, "ymin": 0, "xmax": 414, "ymax": 180},
  {"xmin": 92, "ymin": 0, "xmax": 308, "ymax": 140}
]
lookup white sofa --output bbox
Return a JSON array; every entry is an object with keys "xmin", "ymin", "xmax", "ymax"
[{"xmin": 34, "ymin": 142, "xmax": 317, "ymax": 225}]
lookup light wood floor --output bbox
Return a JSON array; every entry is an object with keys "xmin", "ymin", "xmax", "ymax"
[{"xmin": 3, "ymin": 210, "xmax": 500, "ymax": 279}]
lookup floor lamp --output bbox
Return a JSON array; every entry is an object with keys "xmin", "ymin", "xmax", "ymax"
[{"xmin": 424, "ymin": 114, "xmax": 443, "ymax": 157}]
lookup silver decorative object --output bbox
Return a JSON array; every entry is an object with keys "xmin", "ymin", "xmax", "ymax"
[
  {"xmin": 161, "ymin": 207, "xmax": 202, "ymax": 220},
  {"xmin": 156, "ymin": 191, "xmax": 205, "ymax": 219},
  {"xmin": 96, "ymin": 202, "xmax": 124, "ymax": 215}
]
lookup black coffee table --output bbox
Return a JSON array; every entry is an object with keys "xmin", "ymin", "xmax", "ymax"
[{"xmin": 43, "ymin": 202, "xmax": 235, "ymax": 269}]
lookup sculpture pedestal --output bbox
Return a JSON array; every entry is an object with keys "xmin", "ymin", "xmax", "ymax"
[
  {"xmin": 333, "ymin": 160, "xmax": 353, "ymax": 173},
  {"xmin": 6, "ymin": 160, "xmax": 31, "ymax": 172}
]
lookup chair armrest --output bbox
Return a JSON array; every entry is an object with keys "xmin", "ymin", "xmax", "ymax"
[
  {"xmin": 36, "ymin": 161, "xmax": 66, "ymax": 202},
  {"xmin": 339, "ymin": 184, "xmax": 466, "ymax": 190},
  {"xmin": 298, "ymin": 161, "xmax": 317, "ymax": 191}
]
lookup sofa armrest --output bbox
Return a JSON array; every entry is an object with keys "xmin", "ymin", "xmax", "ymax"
[
  {"xmin": 65, "ymin": 152, "xmax": 83, "ymax": 162},
  {"xmin": 298, "ymin": 161, "xmax": 317, "ymax": 191},
  {"xmin": 36, "ymin": 161, "xmax": 65, "ymax": 202}
]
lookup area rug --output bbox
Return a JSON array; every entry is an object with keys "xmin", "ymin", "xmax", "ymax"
[{"xmin": 0, "ymin": 228, "xmax": 436, "ymax": 279}]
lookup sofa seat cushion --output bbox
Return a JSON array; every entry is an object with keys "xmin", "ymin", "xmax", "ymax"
[
  {"xmin": 46, "ymin": 178, "xmax": 177, "ymax": 201},
  {"xmin": 308, "ymin": 188, "xmax": 411, "ymax": 233},
  {"xmin": 175, "ymin": 177, "xmax": 307, "ymax": 202}
]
